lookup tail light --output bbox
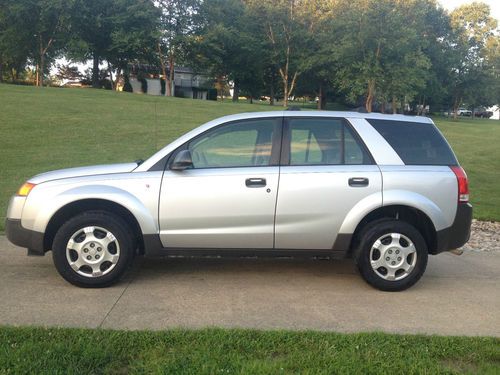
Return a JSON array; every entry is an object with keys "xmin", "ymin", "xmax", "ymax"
[{"xmin": 450, "ymin": 166, "xmax": 469, "ymax": 203}]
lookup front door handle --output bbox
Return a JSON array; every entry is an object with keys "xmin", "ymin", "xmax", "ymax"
[
  {"xmin": 246, "ymin": 178, "xmax": 267, "ymax": 188},
  {"xmin": 348, "ymin": 177, "xmax": 369, "ymax": 187}
]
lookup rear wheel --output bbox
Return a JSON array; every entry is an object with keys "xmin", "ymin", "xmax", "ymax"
[
  {"xmin": 52, "ymin": 211, "xmax": 135, "ymax": 287},
  {"xmin": 354, "ymin": 220, "xmax": 428, "ymax": 291}
]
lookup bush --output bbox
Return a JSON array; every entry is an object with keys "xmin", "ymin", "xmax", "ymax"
[
  {"xmin": 174, "ymin": 88, "xmax": 185, "ymax": 98},
  {"xmin": 123, "ymin": 75, "xmax": 133, "ymax": 93},
  {"xmin": 207, "ymin": 88, "xmax": 217, "ymax": 101},
  {"xmin": 136, "ymin": 71, "xmax": 148, "ymax": 94}
]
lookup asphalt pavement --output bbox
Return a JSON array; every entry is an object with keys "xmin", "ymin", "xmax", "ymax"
[{"xmin": 0, "ymin": 236, "xmax": 498, "ymax": 336}]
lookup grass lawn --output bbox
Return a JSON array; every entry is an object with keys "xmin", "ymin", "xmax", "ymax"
[
  {"xmin": 0, "ymin": 326, "xmax": 499, "ymax": 374},
  {"xmin": 1, "ymin": 84, "xmax": 499, "ymax": 232}
]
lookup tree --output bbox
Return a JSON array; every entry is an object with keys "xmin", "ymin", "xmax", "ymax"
[
  {"xmin": 1, "ymin": 0, "xmax": 70, "ymax": 86},
  {"xmin": 68, "ymin": 0, "xmax": 115, "ymax": 88},
  {"xmin": 156, "ymin": 0, "xmax": 200, "ymax": 96},
  {"xmin": 448, "ymin": 2, "xmax": 498, "ymax": 118},
  {"xmin": 332, "ymin": 0, "xmax": 435, "ymax": 112},
  {"xmin": 0, "ymin": 1, "xmax": 32, "ymax": 82},
  {"xmin": 107, "ymin": 0, "xmax": 160, "ymax": 90},
  {"xmin": 55, "ymin": 63, "xmax": 83, "ymax": 82},
  {"xmin": 484, "ymin": 35, "xmax": 500, "ymax": 119},
  {"xmin": 246, "ymin": 0, "xmax": 312, "ymax": 107},
  {"xmin": 192, "ymin": 0, "xmax": 265, "ymax": 102},
  {"xmin": 34, "ymin": 0, "xmax": 71, "ymax": 86}
]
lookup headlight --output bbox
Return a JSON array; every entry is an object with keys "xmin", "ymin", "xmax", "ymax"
[{"xmin": 17, "ymin": 182, "xmax": 36, "ymax": 196}]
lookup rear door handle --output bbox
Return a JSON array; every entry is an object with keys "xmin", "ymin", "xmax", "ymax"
[
  {"xmin": 348, "ymin": 177, "xmax": 369, "ymax": 187},
  {"xmin": 246, "ymin": 178, "xmax": 267, "ymax": 188}
]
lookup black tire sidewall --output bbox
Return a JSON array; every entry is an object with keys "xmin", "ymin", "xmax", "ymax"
[
  {"xmin": 52, "ymin": 211, "xmax": 134, "ymax": 288},
  {"xmin": 355, "ymin": 220, "xmax": 428, "ymax": 291}
]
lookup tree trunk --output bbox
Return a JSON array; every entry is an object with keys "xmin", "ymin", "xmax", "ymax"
[
  {"xmin": 269, "ymin": 76, "xmax": 275, "ymax": 106},
  {"xmin": 365, "ymin": 79, "xmax": 375, "ymax": 112},
  {"xmin": 392, "ymin": 97, "xmax": 397, "ymax": 114},
  {"xmin": 158, "ymin": 42, "xmax": 168, "ymax": 96},
  {"xmin": 318, "ymin": 84, "xmax": 323, "ymax": 110},
  {"xmin": 40, "ymin": 56, "xmax": 45, "ymax": 86},
  {"xmin": 452, "ymin": 97, "xmax": 460, "ymax": 120},
  {"xmin": 283, "ymin": 78, "xmax": 289, "ymax": 107},
  {"xmin": 249, "ymin": 96, "xmax": 253, "ymax": 104},
  {"xmin": 216, "ymin": 75, "xmax": 224, "ymax": 101},
  {"xmin": 232, "ymin": 79, "xmax": 240, "ymax": 102},
  {"xmin": 0, "ymin": 62, "xmax": 3, "ymax": 83},
  {"xmin": 92, "ymin": 52, "xmax": 100, "ymax": 88},
  {"xmin": 167, "ymin": 53, "xmax": 174, "ymax": 97},
  {"xmin": 108, "ymin": 62, "xmax": 114, "ymax": 91},
  {"xmin": 380, "ymin": 101, "xmax": 386, "ymax": 113},
  {"xmin": 114, "ymin": 68, "xmax": 121, "ymax": 91}
]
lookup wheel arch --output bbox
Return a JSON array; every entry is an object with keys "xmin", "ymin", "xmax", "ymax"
[
  {"xmin": 346, "ymin": 205, "xmax": 438, "ymax": 256},
  {"xmin": 43, "ymin": 199, "xmax": 144, "ymax": 253}
]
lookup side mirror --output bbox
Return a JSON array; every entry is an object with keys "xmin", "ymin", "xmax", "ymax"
[{"xmin": 171, "ymin": 150, "xmax": 193, "ymax": 170}]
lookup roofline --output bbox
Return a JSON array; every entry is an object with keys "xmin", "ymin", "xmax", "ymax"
[{"xmin": 135, "ymin": 110, "xmax": 432, "ymax": 171}]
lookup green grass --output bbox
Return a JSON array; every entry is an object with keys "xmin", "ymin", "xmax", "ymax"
[
  {"xmin": 0, "ymin": 326, "xmax": 498, "ymax": 374},
  {"xmin": 1, "ymin": 84, "xmax": 499, "ymax": 232},
  {"xmin": 432, "ymin": 117, "xmax": 500, "ymax": 221}
]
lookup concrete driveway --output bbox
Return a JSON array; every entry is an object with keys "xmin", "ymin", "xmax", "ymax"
[{"xmin": 0, "ymin": 236, "xmax": 498, "ymax": 336}]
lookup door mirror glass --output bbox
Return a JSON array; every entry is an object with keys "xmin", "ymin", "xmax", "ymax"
[{"xmin": 171, "ymin": 150, "xmax": 193, "ymax": 170}]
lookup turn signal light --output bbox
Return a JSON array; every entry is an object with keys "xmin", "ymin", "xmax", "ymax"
[{"xmin": 17, "ymin": 182, "xmax": 36, "ymax": 197}]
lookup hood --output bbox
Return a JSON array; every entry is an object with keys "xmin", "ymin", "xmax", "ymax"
[{"xmin": 28, "ymin": 162, "xmax": 138, "ymax": 184}]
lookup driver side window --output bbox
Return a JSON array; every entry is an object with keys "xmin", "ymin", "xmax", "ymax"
[{"xmin": 187, "ymin": 118, "xmax": 279, "ymax": 169}]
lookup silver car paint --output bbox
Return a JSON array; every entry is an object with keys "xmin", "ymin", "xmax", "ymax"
[
  {"xmin": 20, "ymin": 171, "xmax": 162, "ymax": 235},
  {"xmin": 346, "ymin": 118, "xmax": 404, "ymax": 165},
  {"xmin": 380, "ymin": 165, "xmax": 458, "ymax": 230},
  {"xmin": 6, "ymin": 196, "xmax": 26, "ymax": 219},
  {"xmin": 159, "ymin": 167, "xmax": 279, "ymax": 248},
  {"xmin": 29, "ymin": 162, "xmax": 138, "ymax": 184},
  {"xmin": 274, "ymin": 165, "xmax": 382, "ymax": 249},
  {"xmin": 7, "ymin": 111, "xmax": 456, "ymax": 251}
]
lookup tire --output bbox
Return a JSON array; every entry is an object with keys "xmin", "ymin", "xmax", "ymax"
[
  {"xmin": 52, "ymin": 211, "xmax": 136, "ymax": 287},
  {"xmin": 354, "ymin": 219, "xmax": 428, "ymax": 291}
]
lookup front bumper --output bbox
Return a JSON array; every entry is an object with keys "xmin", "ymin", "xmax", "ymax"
[
  {"xmin": 434, "ymin": 203, "xmax": 473, "ymax": 254},
  {"xmin": 5, "ymin": 219, "xmax": 45, "ymax": 255}
]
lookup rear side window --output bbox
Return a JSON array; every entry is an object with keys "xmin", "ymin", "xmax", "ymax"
[
  {"xmin": 287, "ymin": 118, "xmax": 372, "ymax": 165},
  {"xmin": 367, "ymin": 119, "xmax": 457, "ymax": 165}
]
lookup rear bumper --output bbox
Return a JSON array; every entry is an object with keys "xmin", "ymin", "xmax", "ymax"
[
  {"xmin": 5, "ymin": 219, "xmax": 45, "ymax": 255},
  {"xmin": 434, "ymin": 203, "xmax": 473, "ymax": 254}
]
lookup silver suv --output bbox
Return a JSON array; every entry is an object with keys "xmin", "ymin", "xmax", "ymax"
[{"xmin": 5, "ymin": 111, "xmax": 472, "ymax": 291}]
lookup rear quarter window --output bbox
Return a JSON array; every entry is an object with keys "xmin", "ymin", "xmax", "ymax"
[{"xmin": 367, "ymin": 119, "xmax": 458, "ymax": 166}]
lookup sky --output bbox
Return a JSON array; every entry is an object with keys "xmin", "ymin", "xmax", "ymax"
[{"xmin": 439, "ymin": 0, "xmax": 500, "ymax": 21}]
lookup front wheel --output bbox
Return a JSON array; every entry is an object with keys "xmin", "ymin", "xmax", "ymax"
[
  {"xmin": 52, "ymin": 211, "xmax": 135, "ymax": 287},
  {"xmin": 354, "ymin": 220, "xmax": 428, "ymax": 291}
]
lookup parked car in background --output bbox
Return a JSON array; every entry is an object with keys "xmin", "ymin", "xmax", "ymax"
[
  {"xmin": 6, "ymin": 111, "xmax": 472, "ymax": 291},
  {"xmin": 457, "ymin": 108, "xmax": 472, "ymax": 116},
  {"xmin": 474, "ymin": 108, "xmax": 493, "ymax": 118}
]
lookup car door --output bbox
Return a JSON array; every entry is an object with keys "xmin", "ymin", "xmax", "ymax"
[
  {"xmin": 275, "ymin": 117, "xmax": 382, "ymax": 249},
  {"xmin": 159, "ymin": 117, "xmax": 282, "ymax": 249}
]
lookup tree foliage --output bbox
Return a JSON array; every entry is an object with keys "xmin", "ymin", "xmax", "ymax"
[{"xmin": 0, "ymin": 0, "xmax": 498, "ymax": 114}]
